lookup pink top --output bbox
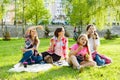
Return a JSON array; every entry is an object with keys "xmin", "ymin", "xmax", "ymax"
[{"xmin": 70, "ymin": 44, "xmax": 88, "ymax": 56}]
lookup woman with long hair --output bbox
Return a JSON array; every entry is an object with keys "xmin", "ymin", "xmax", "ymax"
[
  {"xmin": 86, "ymin": 24, "xmax": 112, "ymax": 66},
  {"xmin": 14, "ymin": 26, "xmax": 43, "ymax": 67}
]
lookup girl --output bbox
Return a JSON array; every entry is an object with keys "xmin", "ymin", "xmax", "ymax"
[
  {"xmin": 86, "ymin": 24, "xmax": 112, "ymax": 66},
  {"xmin": 68, "ymin": 34, "xmax": 96, "ymax": 69},
  {"xmin": 14, "ymin": 26, "xmax": 43, "ymax": 67},
  {"xmin": 42, "ymin": 27, "xmax": 68, "ymax": 63}
]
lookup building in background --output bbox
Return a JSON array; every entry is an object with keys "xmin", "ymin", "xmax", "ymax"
[{"xmin": 44, "ymin": 0, "xmax": 67, "ymax": 25}]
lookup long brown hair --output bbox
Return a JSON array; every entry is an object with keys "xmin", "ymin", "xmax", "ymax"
[
  {"xmin": 86, "ymin": 24, "xmax": 99, "ymax": 39},
  {"xmin": 54, "ymin": 27, "xmax": 63, "ymax": 37},
  {"xmin": 29, "ymin": 29, "xmax": 39, "ymax": 46}
]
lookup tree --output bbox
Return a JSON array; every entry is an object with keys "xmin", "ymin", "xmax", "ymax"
[
  {"xmin": 24, "ymin": 0, "xmax": 51, "ymax": 25},
  {"xmin": 15, "ymin": 0, "xmax": 51, "ymax": 36},
  {"xmin": 66, "ymin": 0, "xmax": 120, "ymax": 31},
  {"xmin": 0, "ymin": 0, "xmax": 10, "ymax": 40}
]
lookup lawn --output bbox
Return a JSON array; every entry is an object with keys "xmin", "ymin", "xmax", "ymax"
[{"xmin": 0, "ymin": 38, "xmax": 120, "ymax": 80}]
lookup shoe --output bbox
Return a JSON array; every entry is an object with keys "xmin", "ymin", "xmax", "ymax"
[
  {"xmin": 23, "ymin": 62, "xmax": 28, "ymax": 68},
  {"xmin": 77, "ymin": 66, "xmax": 84, "ymax": 72}
]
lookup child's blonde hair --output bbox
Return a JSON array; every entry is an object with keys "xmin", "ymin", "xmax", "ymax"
[
  {"xmin": 77, "ymin": 34, "xmax": 88, "ymax": 46},
  {"xmin": 77, "ymin": 34, "xmax": 91, "ymax": 55}
]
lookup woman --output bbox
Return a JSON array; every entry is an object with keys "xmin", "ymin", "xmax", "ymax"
[
  {"xmin": 42, "ymin": 27, "xmax": 68, "ymax": 63},
  {"xmin": 14, "ymin": 26, "xmax": 43, "ymax": 67},
  {"xmin": 68, "ymin": 34, "xmax": 96, "ymax": 70},
  {"xmin": 86, "ymin": 24, "xmax": 112, "ymax": 66}
]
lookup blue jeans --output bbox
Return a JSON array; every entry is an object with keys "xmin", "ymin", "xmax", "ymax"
[
  {"xmin": 19, "ymin": 50, "xmax": 33, "ymax": 64},
  {"xmin": 19, "ymin": 50, "xmax": 44, "ymax": 64},
  {"xmin": 95, "ymin": 54, "xmax": 105, "ymax": 66},
  {"xmin": 32, "ymin": 55, "xmax": 43, "ymax": 64}
]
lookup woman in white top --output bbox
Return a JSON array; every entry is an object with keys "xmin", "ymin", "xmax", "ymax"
[
  {"xmin": 86, "ymin": 24, "xmax": 112, "ymax": 66},
  {"xmin": 42, "ymin": 27, "xmax": 68, "ymax": 63}
]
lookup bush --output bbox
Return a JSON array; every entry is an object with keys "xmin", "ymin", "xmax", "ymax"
[
  {"xmin": 44, "ymin": 26, "xmax": 50, "ymax": 38},
  {"xmin": 3, "ymin": 31, "xmax": 11, "ymax": 40},
  {"xmin": 104, "ymin": 29, "xmax": 119, "ymax": 40},
  {"xmin": 65, "ymin": 30, "xmax": 70, "ymax": 37},
  {"xmin": 104, "ymin": 29, "xmax": 112, "ymax": 39},
  {"xmin": 111, "ymin": 34, "xmax": 119, "ymax": 38},
  {"xmin": 63, "ymin": 26, "xmax": 70, "ymax": 37}
]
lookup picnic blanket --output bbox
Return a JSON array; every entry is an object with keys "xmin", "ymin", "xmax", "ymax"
[
  {"xmin": 8, "ymin": 63, "xmax": 53, "ymax": 72},
  {"xmin": 8, "ymin": 60, "xmax": 69, "ymax": 72}
]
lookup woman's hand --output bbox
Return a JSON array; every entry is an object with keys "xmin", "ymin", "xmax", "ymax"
[
  {"xmin": 21, "ymin": 48, "xmax": 26, "ymax": 52},
  {"xmin": 50, "ymin": 39, "xmax": 55, "ymax": 51}
]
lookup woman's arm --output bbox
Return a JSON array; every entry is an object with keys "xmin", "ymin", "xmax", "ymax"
[
  {"xmin": 92, "ymin": 32, "xmax": 100, "ymax": 51},
  {"xmin": 35, "ymin": 37, "xmax": 40, "ymax": 50},
  {"xmin": 21, "ymin": 48, "xmax": 34, "ymax": 52},
  {"xmin": 49, "ymin": 39, "xmax": 55, "ymax": 52},
  {"xmin": 93, "ymin": 39, "xmax": 98, "ymax": 51},
  {"xmin": 63, "ymin": 38, "xmax": 68, "ymax": 59}
]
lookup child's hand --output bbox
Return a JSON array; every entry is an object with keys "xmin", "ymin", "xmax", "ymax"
[
  {"xmin": 76, "ymin": 46, "xmax": 83, "ymax": 52},
  {"xmin": 21, "ymin": 48, "xmax": 26, "ymax": 52}
]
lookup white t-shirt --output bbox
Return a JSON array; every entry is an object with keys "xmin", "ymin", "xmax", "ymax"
[
  {"xmin": 54, "ymin": 41, "xmax": 63, "ymax": 58},
  {"xmin": 88, "ymin": 37, "xmax": 100, "ymax": 53}
]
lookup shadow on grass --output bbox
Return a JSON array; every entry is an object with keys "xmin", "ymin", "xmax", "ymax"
[
  {"xmin": 0, "ymin": 64, "xmax": 19, "ymax": 79},
  {"xmin": 26, "ymin": 66, "xmax": 79, "ymax": 80},
  {"xmin": 0, "ymin": 63, "xmax": 36, "ymax": 79}
]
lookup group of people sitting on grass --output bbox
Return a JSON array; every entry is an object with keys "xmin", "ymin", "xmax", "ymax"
[{"xmin": 15, "ymin": 24, "xmax": 112, "ymax": 70}]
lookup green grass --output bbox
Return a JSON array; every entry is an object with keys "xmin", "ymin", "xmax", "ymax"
[{"xmin": 0, "ymin": 38, "xmax": 120, "ymax": 80}]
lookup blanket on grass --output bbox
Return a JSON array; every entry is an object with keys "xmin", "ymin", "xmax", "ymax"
[{"xmin": 8, "ymin": 60, "xmax": 69, "ymax": 72}]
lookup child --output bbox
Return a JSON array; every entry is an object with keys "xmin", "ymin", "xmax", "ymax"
[{"xmin": 68, "ymin": 34, "xmax": 96, "ymax": 69}]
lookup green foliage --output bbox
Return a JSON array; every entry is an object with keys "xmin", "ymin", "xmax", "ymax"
[
  {"xmin": 16, "ymin": 0, "xmax": 51, "ymax": 25},
  {"xmin": 3, "ymin": 31, "xmax": 11, "ymax": 40},
  {"xmin": 104, "ymin": 29, "xmax": 119, "ymax": 40},
  {"xmin": 65, "ymin": 30, "xmax": 70, "ymax": 37},
  {"xmin": 44, "ymin": 26, "xmax": 50, "ymax": 38},
  {"xmin": 0, "ymin": 0, "xmax": 10, "ymax": 19},
  {"xmin": 104, "ymin": 29, "xmax": 112, "ymax": 39},
  {"xmin": 66, "ymin": 0, "xmax": 120, "ymax": 30}
]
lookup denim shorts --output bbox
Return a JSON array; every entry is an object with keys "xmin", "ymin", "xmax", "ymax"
[{"xmin": 76, "ymin": 56, "xmax": 83, "ymax": 64}]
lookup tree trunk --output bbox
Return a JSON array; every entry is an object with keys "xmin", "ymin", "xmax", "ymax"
[
  {"xmin": 22, "ymin": 0, "xmax": 25, "ymax": 36},
  {"xmin": 1, "ymin": 3, "xmax": 4, "ymax": 37}
]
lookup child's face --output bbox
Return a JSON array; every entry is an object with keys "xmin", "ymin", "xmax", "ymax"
[
  {"xmin": 79, "ymin": 36, "xmax": 87, "ymax": 46},
  {"xmin": 58, "ymin": 28, "xmax": 65, "ymax": 37},
  {"xmin": 87, "ymin": 26, "xmax": 96, "ymax": 34},
  {"xmin": 30, "ymin": 29, "xmax": 37, "ymax": 37}
]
